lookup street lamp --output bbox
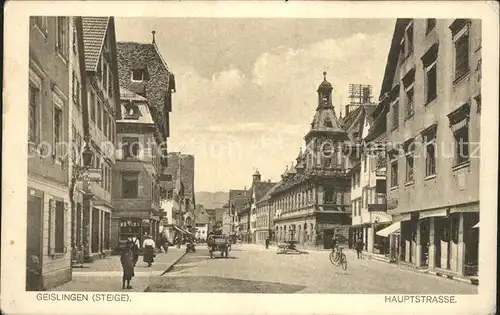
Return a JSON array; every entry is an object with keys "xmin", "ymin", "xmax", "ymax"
[{"xmin": 81, "ymin": 145, "xmax": 94, "ymax": 168}]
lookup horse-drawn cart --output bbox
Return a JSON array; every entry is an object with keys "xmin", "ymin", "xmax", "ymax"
[{"xmin": 207, "ymin": 235, "xmax": 230, "ymax": 258}]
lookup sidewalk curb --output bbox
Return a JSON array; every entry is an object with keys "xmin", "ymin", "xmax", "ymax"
[{"xmin": 159, "ymin": 251, "xmax": 187, "ymax": 276}]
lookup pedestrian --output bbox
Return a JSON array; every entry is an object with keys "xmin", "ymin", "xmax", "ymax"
[
  {"xmin": 120, "ymin": 238, "xmax": 135, "ymax": 289},
  {"xmin": 142, "ymin": 235, "xmax": 156, "ymax": 267},
  {"xmin": 131, "ymin": 234, "xmax": 141, "ymax": 267},
  {"xmin": 265, "ymin": 236, "xmax": 270, "ymax": 249},
  {"xmin": 355, "ymin": 237, "xmax": 364, "ymax": 259}
]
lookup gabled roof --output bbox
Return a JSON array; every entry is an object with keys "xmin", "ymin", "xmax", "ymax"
[
  {"xmin": 257, "ymin": 181, "xmax": 281, "ymax": 204},
  {"xmin": 81, "ymin": 17, "xmax": 110, "ymax": 72},
  {"xmin": 254, "ymin": 181, "xmax": 278, "ymax": 202},
  {"xmin": 378, "ymin": 19, "xmax": 409, "ymax": 101}
]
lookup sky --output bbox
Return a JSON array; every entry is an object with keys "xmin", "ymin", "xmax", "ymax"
[{"xmin": 115, "ymin": 18, "xmax": 395, "ymax": 192}]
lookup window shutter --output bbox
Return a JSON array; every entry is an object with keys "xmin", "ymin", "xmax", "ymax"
[
  {"xmin": 49, "ymin": 199, "xmax": 56, "ymax": 255},
  {"xmin": 63, "ymin": 202, "xmax": 69, "ymax": 253}
]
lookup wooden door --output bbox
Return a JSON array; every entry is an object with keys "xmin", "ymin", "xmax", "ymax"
[{"xmin": 26, "ymin": 196, "xmax": 43, "ymax": 291}]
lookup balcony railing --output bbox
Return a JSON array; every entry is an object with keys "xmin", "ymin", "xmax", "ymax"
[{"xmin": 367, "ymin": 193, "xmax": 387, "ymax": 212}]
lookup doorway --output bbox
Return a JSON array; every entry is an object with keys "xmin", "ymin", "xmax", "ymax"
[{"xmin": 26, "ymin": 195, "xmax": 43, "ymax": 291}]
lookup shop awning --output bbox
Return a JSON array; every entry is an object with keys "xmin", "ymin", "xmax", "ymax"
[
  {"xmin": 376, "ymin": 221, "xmax": 401, "ymax": 237},
  {"xmin": 420, "ymin": 208, "xmax": 448, "ymax": 219},
  {"xmin": 472, "ymin": 222, "xmax": 479, "ymax": 229}
]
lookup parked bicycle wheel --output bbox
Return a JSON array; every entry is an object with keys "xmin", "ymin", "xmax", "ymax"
[
  {"xmin": 341, "ymin": 253, "xmax": 347, "ymax": 270},
  {"xmin": 329, "ymin": 251, "xmax": 340, "ymax": 266}
]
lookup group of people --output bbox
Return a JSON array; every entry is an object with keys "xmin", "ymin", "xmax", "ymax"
[{"xmin": 120, "ymin": 233, "xmax": 158, "ymax": 290}]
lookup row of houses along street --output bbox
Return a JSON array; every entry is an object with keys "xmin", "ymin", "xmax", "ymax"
[
  {"xmin": 27, "ymin": 16, "xmax": 197, "ymax": 290},
  {"xmin": 225, "ymin": 18, "xmax": 481, "ymax": 282}
]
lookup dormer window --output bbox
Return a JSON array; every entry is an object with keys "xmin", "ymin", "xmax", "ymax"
[{"xmin": 131, "ymin": 69, "xmax": 146, "ymax": 82}]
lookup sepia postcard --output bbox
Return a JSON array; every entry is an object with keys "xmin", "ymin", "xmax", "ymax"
[{"xmin": 2, "ymin": 1, "xmax": 498, "ymax": 314}]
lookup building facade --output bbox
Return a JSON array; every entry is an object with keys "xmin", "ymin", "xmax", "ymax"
[
  {"xmin": 382, "ymin": 19, "xmax": 481, "ymax": 276},
  {"xmin": 228, "ymin": 189, "xmax": 248, "ymax": 241},
  {"xmin": 79, "ymin": 17, "xmax": 121, "ymax": 262},
  {"xmin": 27, "ymin": 16, "xmax": 73, "ymax": 290},
  {"xmin": 111, "ymin": 87, "xmax": 164, "ymax": 249},
  {"xmin": 255, "ymin": 182, "xmax": 280, "ymax": 243},
  {"xmin": 272, "ymin": 73, "xmax": 352, "ymax": 249}
]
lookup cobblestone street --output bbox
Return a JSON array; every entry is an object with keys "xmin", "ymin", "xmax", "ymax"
[
  {"xmin": 51, "ymin": 248, "xmax": 185, "ymax": 292},
  {"xmin": 147, "ymin": 244, "xmax": 478, "ymax": 294}
]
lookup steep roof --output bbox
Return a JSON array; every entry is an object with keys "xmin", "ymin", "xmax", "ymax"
[
  {"xmin": 378, "ymin": 19, "xmax": 409, "ymax": 100},
  {"xmin": 257, "ymin": 181, "xmax": 281, "ymax": 204},
  {"xmin": 81, "ymin": 17, "xmax": 110, "ymax": 72},
  {"xmin": 253, "ymin": 181, "xmax": 278, "ymax": 202},
  {"xmin": 229, "ymin": 189, "xmax": 248, "ymax": 209}
]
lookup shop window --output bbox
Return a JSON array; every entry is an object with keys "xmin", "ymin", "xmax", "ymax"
[
  {"xmin": 122, "ymin": 172, "xmax": 139, "ymax": 198},
  {"xmin": 450, "ymin": 214, "xmax": 460, "ymax": 244},
  {"xmin": 450, "ymin": 19, "xmax": 470, "ymax": 82},
  {"xmin": 422, "ymin": 44, "xmax": 438, "ymax": 105},
  {"xmin": 426, "ymin": 18, "xmax": 436, "ymax": 34}
]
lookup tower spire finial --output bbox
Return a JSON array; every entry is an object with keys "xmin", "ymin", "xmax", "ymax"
[
  {"xmin": 323, "ymin": 71, "xmax": 327, "ymax": 80},
  {"xmin": 152, "ymin": 30, "xmax": 156, "ymax": 44}
]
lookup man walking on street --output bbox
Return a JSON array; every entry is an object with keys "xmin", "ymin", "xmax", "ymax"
[
  {"xmin": 265, "ymin": 236, "xmax": 270, "ymax": 249},
  {"xmin": 355, "ymin": 237, "xmax": 364, "ymax": 259}
]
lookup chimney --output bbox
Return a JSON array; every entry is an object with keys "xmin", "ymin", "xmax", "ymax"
[{"xmin": 152, "ymin": 30, "xmax": 156, "ymax": 44}]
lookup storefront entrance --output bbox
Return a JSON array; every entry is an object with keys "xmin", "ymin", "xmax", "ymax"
[{"xmin": 26, "ymin": 194, "xmax": 43, "ymax": 291}]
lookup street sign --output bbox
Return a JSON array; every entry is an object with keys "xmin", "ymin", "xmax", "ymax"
[{"xmin": 84, "ymin": 168, "xmax": 102, "ymax": 182}]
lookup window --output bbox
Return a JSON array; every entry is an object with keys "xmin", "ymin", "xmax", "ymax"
[
  {"xmin": 363, "ymin": 154, "xmax": 367, "ymax": 172},
  {"xmin": 390, "ymin": 153, "xmax": 398, "ymax": 187},
  {"xmin": 404, "ymin": 140, "xmax": 414, "ymax": 183},
  {"xmin": 56, "ymin": 17, "xmax": 69, "ymax": 59},
  {"xmin": 102, "ymin": 61, "xmax": 108, "ymax": 92},
  {"xmin": 29, "ymin": 84, "xmax": 40, "ymax": 143},
  {"xmin": 122, "ymin": 137, "xmax": 140, "ymax": 159},
  {"xmin": 89, "ymin": 91, "xmax": 96, "ymax": 122},
  {"xmin": 53, "ymin": 98, "xmax": 63, "ymax": 159},
  {"xmin": 426, "ymin": 18, "xmax": 436, "ymax": 34},
  {"xmin": 132, "ymin": 69, "xmax": 145, "ymax": 82},
  {"xmin": 451, "ymin": 20, "xmax": 470, "ymax": 82},
  {"xmin": 97, "ymin": 100, "xmax": 102, "ymax": 130},
  {"xmin": 324, "ymin": 189, "xmax": 335, "ymax": 204},
  {"xmin": 391, "ymin": 100, "xmax": 399, "ymax": 130},
  {"xmin": 49, "ymin": 200, "xmax": 66, "ymax": 254},
  {"xmin": 33, "ymin": 16, "xmax": 48, "ymax": 33},
  {"xmin": 422, "ymin": 126, "xmax": 437, "ymax": 177},
  {"xmin": 402, "ymin": 69, "xmax": 415, "ymax": 119},
  {"xmin": 103, "ymin": 111, "xmax": 108, "ymax": 137},
  {"xmin": 447, "ymin": 103, "xmax": 470, "ymax": 167},
  {"xmin": 122, "ymin": 172, "xmax": 139, "ymax": 198},
  {"xmin": 453, "ymin": 126, "xmax": 469, "ymax": 166},
  {"xmin": 401, "ymin": 21, "xmax": 414, "ymax": 59},
  {"xmin": 322, "ymin": 142, "xmax": 333, "ymax": 167}
]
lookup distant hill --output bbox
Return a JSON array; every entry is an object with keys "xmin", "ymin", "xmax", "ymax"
[{"xmin": 195, "ymin": 191, "xmax": 229, "ymax": 209}]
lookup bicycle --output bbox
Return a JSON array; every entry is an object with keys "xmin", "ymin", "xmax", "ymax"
[{"xmin": 329, "ymin": 246, "xmax": 347, "ymax": 270}]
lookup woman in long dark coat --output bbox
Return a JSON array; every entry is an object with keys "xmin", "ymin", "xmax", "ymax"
[
  {"xmin": 120, "ymin": 239, "xmax": 135, "ymax": 289},
  {"xmin": 142, "ymin": 235, "xmax": 156, "ymax": 267}
]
